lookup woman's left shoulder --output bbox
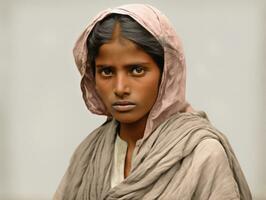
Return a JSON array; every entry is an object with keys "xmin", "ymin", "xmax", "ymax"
[
  {"xmin": 194, "ymin": 137, "xmax": 228, "ymax": 161},
  {"xmin": 189, "ymin": 137, "xmax": 241, "ymax": 199}
]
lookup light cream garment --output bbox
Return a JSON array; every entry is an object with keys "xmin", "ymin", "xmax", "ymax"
[
  {"xmin": 54, "ymin": 4, "xmax": 252, "ymax": 200},
  {"xmin": 111, "ymin": 132, "xmax": 128, "ymax": 188}
]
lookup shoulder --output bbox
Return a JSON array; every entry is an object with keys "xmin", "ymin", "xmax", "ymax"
[
  {"xmin": 189, "ymin": 132, "xmax": 241, "ymax": 198},
  {"xmin": 189, "ymin": 137, "xmax": 241, "ymax": 199},
  {"xmin": 192, "ymin": 129, "xmax": 229, "ymax": 165},
  {"xmin": 178, "ymin": 126, "xmax": 234, "ymax": 173},
  {"xmin": 195, "ymin": 138, "xmax": 227, "ymax": 158},
  {"xmin": 190, "ymin": 131, "xmax": 236, "ymax": 183}
]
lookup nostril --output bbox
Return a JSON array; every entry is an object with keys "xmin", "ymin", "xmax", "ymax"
[
  {"xmin": 113, "ymin": 84, "xmax": 130, "ymax": 98},
  {"xmin": 113, "ymin": 88, "xmax": 130, "ymax": 98}
]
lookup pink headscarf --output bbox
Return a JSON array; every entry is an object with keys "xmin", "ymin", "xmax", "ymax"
[{"xmin": 73, "ymin": 4, "xmax": 193, "ymax": 138}]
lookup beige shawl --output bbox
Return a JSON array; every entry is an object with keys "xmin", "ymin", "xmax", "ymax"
[
  {"xmin": 54, "ymin": 112, "xmax": 251, "ymax": 199},
  {"xmin": 54, "ymin": 4, "xmax": 252, "ymax": 200}
]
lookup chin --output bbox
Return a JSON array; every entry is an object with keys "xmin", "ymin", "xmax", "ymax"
[{"xmin": 112, "ymin": 112, "xmax": 144, "ymax": 124}]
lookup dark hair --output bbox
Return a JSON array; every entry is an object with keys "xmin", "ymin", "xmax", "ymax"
[{"xmin": 87, "ymin": 14, "xmax": 164, "ymax": 75}]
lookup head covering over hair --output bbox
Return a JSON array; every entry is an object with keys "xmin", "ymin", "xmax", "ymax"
[{"xmin": 73, "ymin": 4, "xmax": 192, "ymax": 138}]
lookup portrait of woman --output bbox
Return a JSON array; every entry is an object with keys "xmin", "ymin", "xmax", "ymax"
[{"xmin": 53, "ymin": 4, "xmax": 252, "ymax": 200}]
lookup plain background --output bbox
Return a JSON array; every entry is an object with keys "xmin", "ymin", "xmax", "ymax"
[{"xmin": 0, "ymin": 0, "xmax": 265, "ymax": 199}]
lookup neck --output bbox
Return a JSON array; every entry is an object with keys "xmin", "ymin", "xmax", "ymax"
[{"xmin": 118, "ymin": 115, "xmax": 148, "ymax": 147}]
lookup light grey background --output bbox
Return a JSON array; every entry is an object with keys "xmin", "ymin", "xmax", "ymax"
[{"xmin": 0, "ymin": 0, "xmax": 265, "ymax": 199}]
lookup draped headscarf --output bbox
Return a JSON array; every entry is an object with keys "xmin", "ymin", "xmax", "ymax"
[{"xmin": 72, "ymin": 4, "xmax": 192, "ymax": 138}]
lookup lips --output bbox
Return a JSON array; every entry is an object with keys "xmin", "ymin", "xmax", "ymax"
[{"xmin": 112, "ymin": 101, "xmax": 136, "ymax": 112}]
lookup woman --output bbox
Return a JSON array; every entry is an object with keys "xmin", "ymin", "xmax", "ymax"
[{"xmin": 54, "ymin": 4, "xmax": 252, "ymax": 200}]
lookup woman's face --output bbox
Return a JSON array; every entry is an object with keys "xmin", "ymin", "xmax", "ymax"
[{"xmin": 95, "ymin": 28, "xmax": 161, "ymax": 124}]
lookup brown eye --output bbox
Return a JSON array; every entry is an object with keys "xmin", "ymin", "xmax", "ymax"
[
  {"xmin": 131, "ymin": 65, "xmax": 145, "ymax": 76},
  {"xmin": 99, "ymin": 67, "xmax": 113, "ymax": 77}
]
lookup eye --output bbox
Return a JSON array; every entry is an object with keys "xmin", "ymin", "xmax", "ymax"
[
  {"xmin": 131, "ymin": 65, "xmax": 145, "ymax": 76},
  {"xmin": 98, "ymin": 67, "xmax": 113, "ymax": 77}
]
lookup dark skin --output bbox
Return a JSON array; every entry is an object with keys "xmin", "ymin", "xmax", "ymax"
[
  {"xmin": 95, "ymin": 23, "xmax": 161, "ymax": 177},
  {"xmin": 120, "ymin": 115, "xmax": 147, "ymax": 177}
]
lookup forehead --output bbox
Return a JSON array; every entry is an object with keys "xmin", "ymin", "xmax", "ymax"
[
  {"xmin": 98, "ymin": 37, "xmax": 138, "ymax": 55},
  {"xmin": 95, "ymin": 38, "xmax": 154, "ymax": 66}
]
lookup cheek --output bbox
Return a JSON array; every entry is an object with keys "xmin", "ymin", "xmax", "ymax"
[
  {"xmin": 95, "ymin": 80, "xmax": 111, "ymax": 103},
  {"xmin": 137, "ymin": 74, "xmax": 160, "ymax": 104},
  {"xmin": 95, "ymin": 75, "xmax": 105, "ymax": 92}
]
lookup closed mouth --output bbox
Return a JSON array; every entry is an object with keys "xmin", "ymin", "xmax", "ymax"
[{"xmin": 112, "ymin": 101, "xmax": 136, "ymax": 112}]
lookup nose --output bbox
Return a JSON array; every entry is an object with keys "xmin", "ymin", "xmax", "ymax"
[{"xmin": 113, "ymin": 73, "xmax": 130, "ymax": 98}]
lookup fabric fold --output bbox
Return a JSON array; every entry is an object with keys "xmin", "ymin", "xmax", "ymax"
[{"xmin": 54, "ymin": 112, "xmax": 251, "ymax": 200}]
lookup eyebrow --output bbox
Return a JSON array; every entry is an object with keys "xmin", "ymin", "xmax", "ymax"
[{"xmin": 95, "ymin": 62, "xmax": 150, "ymax": 68}]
